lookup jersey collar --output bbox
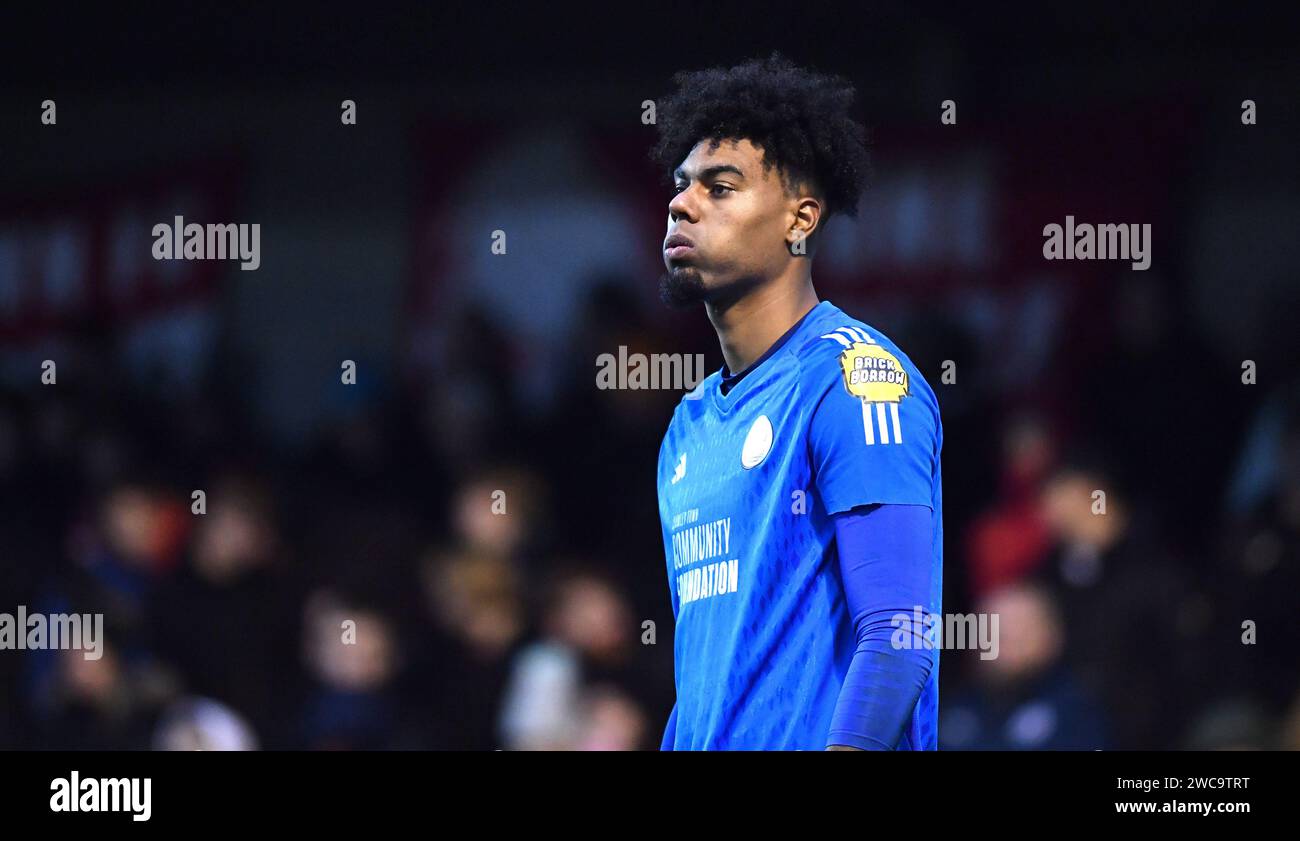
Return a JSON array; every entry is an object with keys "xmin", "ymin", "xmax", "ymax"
[{"xmin": 709, "ymin": 300, "xmax": 834, "ymax": 413}]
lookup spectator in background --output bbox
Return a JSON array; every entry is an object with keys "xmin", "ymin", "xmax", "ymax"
[
  {"xmin": 1037, "ymin": 458, "xmax": 1208, "ymax": 749},
  {"xmin": 411, "ymin": 546, "xmax": 530, "ymax": 749},
  {"xmin": 497, "ymin": 638, "xmax": 581, "ymax": 750},
  {"xmin": 20, "ymin": 475, "xmax": 188, "ymax": 748},
  {"xmin": 450, "ymin": 465, "xmax": 551, "ymax": 581},
  {"xmin": 940, "ymin": 582, "xmax": 1107, "ymax": 750},
  {"xmin": 574, "ymin": 685, "xmax": 649, "ymax": 751},
  {"xmin": 499, "ymin": 566, "xmax": 667, "ymax": 750},
  {"xmin": 63, "ymin": 477, "xmax": 190, "ymax": 657},
  {"xmin": 151, "ymin": 473, "xmax": 301, "ymax": 746},
  {"xmin": 298, "ymin": 588, "xmax": 406, "ymax": 750},
  {"xmin": 965, "ymin": 412, "xmax": 1057, "ymax": 600},
  {"xmin": 30, "ymin": 642, "xmax": 160, "ymax": 751}
]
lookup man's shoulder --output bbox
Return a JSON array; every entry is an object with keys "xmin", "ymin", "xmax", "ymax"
[
  {"xmin": 789, "ymin": 303, "xmax": 940, "ymax": 418},
  {"xmin": 657, "ymin": 370, "xmax": 722, "ymax": 476}
]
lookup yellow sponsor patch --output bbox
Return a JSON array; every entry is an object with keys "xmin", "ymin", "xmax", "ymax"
[{"xmin": 839, "ymin": 343, "xmax": 910, "ymax": 402}]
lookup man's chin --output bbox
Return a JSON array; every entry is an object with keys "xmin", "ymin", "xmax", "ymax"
[{"xmin": 658, "ymin": 266, "xmax": 709, "ymax": 309}]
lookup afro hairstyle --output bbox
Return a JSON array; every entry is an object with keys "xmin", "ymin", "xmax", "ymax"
[{"xmin": 650, "ymin": 52, "xmax": 871, "ymax": 224}]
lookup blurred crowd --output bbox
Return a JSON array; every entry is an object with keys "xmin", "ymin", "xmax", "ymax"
[
  {"xmin": 0, "ymin": 272, "xmax": 1297, "ymax": 751},
  {"xmin": 936, "ymin": 275, "xmax": 1300, "ymax": 750}
]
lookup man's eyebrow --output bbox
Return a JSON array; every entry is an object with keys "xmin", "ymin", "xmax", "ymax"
[{"xmin": 673, "ymin": 164, "xmax": 747, "ymax": 182}]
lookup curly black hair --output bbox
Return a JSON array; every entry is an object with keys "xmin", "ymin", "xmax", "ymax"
[{"xmin": 650, "ymin": 52, "xmax": 871, "ymax": 220}]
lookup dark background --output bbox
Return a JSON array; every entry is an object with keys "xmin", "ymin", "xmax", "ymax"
[{"xmin": 1, "ymin": 3, "xmax": 1298, "ymax": 750}]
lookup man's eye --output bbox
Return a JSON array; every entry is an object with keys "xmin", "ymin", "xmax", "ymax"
[
  {"xmin": 672, "ymin": 184, "xmax": 687, "ymax": 194},
  {"xmin": 709, "ymin": 184, "xmax": 732, "ymax": 197}
]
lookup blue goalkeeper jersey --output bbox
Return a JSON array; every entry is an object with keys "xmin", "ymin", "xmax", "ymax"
[{"xmin": 657, "ymin": 300, "xmax": 943, "ymax": 750}]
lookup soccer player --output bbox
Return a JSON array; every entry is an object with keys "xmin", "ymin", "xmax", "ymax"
[{"xmin": 652, "ymin": 54, "xmax": 943, "ymax": 750}]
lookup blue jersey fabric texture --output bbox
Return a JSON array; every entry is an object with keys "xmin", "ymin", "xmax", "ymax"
[{"xmin": 657, "ymin": 300, "xmax": 943, "ymax": 750}]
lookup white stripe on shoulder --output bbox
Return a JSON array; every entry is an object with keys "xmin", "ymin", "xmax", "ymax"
[
  {"xmin": 819, "ymin": 332, "xmax": 852, "ymax": 347},
  {"xmin": 836, "ymin": 326, "xmax": 876, "ymax": 345}
]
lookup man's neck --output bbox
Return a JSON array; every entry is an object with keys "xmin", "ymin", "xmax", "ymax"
[{"xmin": 706, "ymin": 274, "xmax": 819, "ymax": 374}]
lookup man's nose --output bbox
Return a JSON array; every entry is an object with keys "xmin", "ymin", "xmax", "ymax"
[{"xmin": 668, "ymin": 187, "xmax": 697, "ymax": 223}]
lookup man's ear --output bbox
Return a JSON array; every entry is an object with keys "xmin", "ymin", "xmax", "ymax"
[{"xmin": 788, "ymin": 196, "xmax": 823, "ymax": 256}]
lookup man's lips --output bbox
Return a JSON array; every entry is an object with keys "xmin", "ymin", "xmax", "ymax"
[{"xmin": 663, "ymin": 234, "xmax": 695, "ymax": 259}]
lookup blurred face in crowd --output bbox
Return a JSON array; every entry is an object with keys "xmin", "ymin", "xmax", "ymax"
[
  {"xmin": 62, "ymin": 644, "xmax": 121, "ymax": 704},
  {"xmin": 576, "ymin": 686, "xmax": 647, "ymax": 751},
  {"xmin": 101, "ymin": 485, "xmax": 164, "ymax": 569},
  {"xmin": 1040, "ymin": 469, "xmax": 1126, "ymax": 550},
  {"xmin": 662, "ymin": 138, "xmax": 820, "ymax": 308},
  {"xmin": 193, "ymin": 498, "xmax": 275, "ymax": 584},
  {"xmin": 453, "ymin": 471, "xmax": 541, "ymax": 557},
  {"xmin": 979, "ymin": 584, "xmax": 1063, "ymax": 685},
  {"xmin": 455, "ymin": 480, "xmax": 522, "ymax": 556},
  {"xmin": 423, "ymin": 550, "xmax": 523, "ymax": 658},
  {"xmin": 551, "ymin": 575, "xmax": 631, "ymax": 661},
  {"xmin": 303, "ymin": 593, "xmax": 396, "ymax": 691}
]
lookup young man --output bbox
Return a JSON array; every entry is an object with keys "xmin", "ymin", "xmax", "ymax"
[{"xmin": 652, "ymin": 54, "xmax": 943, "ymax": 750}]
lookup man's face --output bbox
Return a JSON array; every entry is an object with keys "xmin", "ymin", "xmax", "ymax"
[{"xmin": 661, "ymin": 137, "xmax": 803, "ymax": 307}]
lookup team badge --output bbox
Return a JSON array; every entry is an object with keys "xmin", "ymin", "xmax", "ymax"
[{"xmin": 741, "ymin": 415, "xmax": 773, "ymax": 469}]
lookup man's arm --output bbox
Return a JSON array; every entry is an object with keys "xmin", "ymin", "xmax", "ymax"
[{"xmin": 825, "ymin": 503, "xmax": 936, "ymax": 750}]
